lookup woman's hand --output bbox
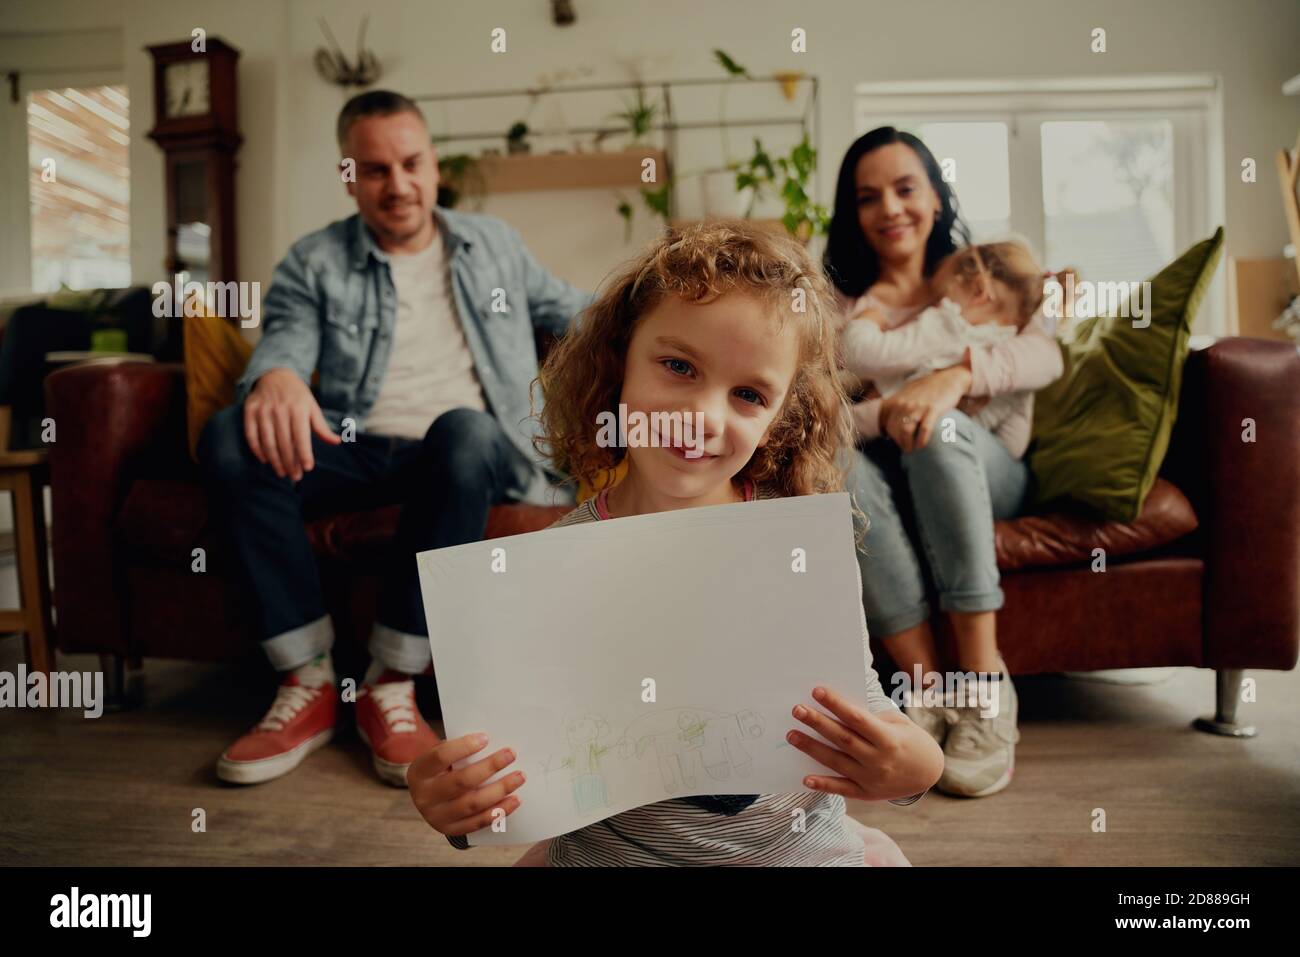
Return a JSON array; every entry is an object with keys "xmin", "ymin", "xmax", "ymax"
[
  {"xmin": 408, "ymin": 733, "xmax": 526, "ymax": 838},
  {"xmin": 879, "ymin": 364, "xmax": 973, "ymax": 452},
  {"xmin": 788, "ymin": 686, "xmax": 943, "ymax": 802}
]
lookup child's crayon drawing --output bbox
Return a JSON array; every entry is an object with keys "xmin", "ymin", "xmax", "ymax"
[
  {"xmin": 558, "ymin": 714, "xmax": 614, "ymax": 815},
  {"xmin": 613, "ymin": 707, "xmax": 766, "ymax": 794}
]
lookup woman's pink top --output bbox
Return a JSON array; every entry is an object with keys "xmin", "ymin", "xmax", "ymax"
[{"xmin": 836, "ymin": 288, "xmax": 1063, "ymax": 446}]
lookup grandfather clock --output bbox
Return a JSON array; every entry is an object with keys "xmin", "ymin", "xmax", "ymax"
[{"xmin": 145, "ymin": 37, "xmax": 242, "ymax": 283}]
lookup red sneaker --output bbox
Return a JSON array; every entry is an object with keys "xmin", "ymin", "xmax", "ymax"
[
  {"xmin": 217, "ymin": 673, "xmax": 336, "ymax": 784},
  {"xmin": 355, "ymin": 672, "xmax": 440, "ymax": 787}
]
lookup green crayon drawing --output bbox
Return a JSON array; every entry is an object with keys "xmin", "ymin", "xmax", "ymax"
[
  {"xmin": 547, "ymin": 707, "xmax": 768, "ymax": 812},
  {"xmin": 558, "ymin": 714, "xmax": 613, "ymax": 815},
  {"xmin": 615, "ymin": 707, "xmax": 766, "ymax": 794}
]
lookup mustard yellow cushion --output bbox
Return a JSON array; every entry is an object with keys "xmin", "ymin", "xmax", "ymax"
[{"xmin": 183, "ymin": 315, "xmax": 253, "ymax": 461}]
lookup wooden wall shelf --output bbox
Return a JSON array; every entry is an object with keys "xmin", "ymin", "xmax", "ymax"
[{"xmin": 476, "ymin": 148, "xmax": 667, "ymax": 193}]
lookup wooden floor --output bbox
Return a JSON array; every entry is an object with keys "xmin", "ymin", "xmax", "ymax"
[{"xmin": 1, "ymin": 638, "xmax": 1297, "ymax": 867}]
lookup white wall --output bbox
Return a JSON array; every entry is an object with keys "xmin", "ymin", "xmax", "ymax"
[{"xmin": 3, "ymin": 0, "xmax": 1299, "ymax": 311}]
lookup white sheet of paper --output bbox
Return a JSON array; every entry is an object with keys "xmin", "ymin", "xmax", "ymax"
[{"xmin": 417, "ymin": 491, "xmax": 871, "ymax": 846}]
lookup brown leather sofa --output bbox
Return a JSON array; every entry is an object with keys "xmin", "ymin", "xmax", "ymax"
[{"xmin": 44, "ymin": 337, "xmax": 1300, "ymax": 732}]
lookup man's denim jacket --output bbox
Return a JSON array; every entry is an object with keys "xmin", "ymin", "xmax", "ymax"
[{"xmin": 236, "ymin": 207, "xmax": 592, "ymax": 506}]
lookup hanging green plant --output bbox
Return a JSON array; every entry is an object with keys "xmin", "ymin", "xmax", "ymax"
[
  {"xmin": 616, "ymin": 197, "xmax": 634, "ymax": 242},
  {"xmin": 612, "ymin": 179, "xmax": 673, "ymax": 243},
  {"xmin": 641, "ymin": 182, "xmax": 672, "ymax": 221},
  {"xmin": 713, "ymin": 49, "xmax": 749, "ymax": 78},
  {"xmin": 712, "ymin": 49, "xmax": 750, "ymax": 166},
  {"xmin": 732, "ymin": 134, "xmax": 829, "ymax": 240},
  {"xmin": 733, "ymin": 138, "xmax": 776, "ymax": 217},
  {"xmin": 607, "ymin": 85, "xmax": 659, "ymax": 147}
]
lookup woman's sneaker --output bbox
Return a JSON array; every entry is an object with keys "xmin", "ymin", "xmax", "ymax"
[
  {"xmin": 217, "ymin": 667, "xmax": 337, "ymax": 784},
  {"xmin": 937, "ymin": 666, "xmax": 1019, "ymax": 798},
  {"xmin": 904, "ymin": 690, "xmax": 953, "ymax": 746}
]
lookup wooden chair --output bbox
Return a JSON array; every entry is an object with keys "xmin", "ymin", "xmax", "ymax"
[
  {"xmin": 1278, "ymin": 131, "xmax": 1300, "ymax": 287},
  {"xmin": 0, "ymin": 404, "xmax": 55, "ymax": 676}
]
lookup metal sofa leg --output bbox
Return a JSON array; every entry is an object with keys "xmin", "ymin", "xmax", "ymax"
[
  {"xmin": 100, "ymin": 653, "xmax": 143, "ymax": 712},
  {"xmin": 1192, "ymin": 669, "xmax": 1257, "ymax": 737}
]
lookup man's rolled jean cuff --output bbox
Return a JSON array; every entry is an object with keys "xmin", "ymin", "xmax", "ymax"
[
  {"xmin": 865, "ymin": 600, "xmax": 931, "ymax": 641},
  {"xmin": 262, "ymin": 614, "xmax": 334, "ymax": 672},
  {"xmin": 370, "ymin": 622, "xmax": 433, "ymax": 675},
  {"xmin": 938, "ymin": 587, "xmax": 1004, "ymax": 616}
]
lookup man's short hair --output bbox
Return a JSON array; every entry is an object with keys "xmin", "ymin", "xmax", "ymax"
[{"xmin": 336, "ymin": 90, "xmax": 427, "ymax": 152}]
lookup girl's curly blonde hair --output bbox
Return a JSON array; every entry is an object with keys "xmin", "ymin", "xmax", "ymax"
[{"xmin": 533, "ymin": 220, "xmax": 855, "ymax": 501}]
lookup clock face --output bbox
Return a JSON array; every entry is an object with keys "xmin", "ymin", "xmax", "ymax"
[{"xmin": 164, "ymin": 59, "xmax": 210, "ymax": 118}]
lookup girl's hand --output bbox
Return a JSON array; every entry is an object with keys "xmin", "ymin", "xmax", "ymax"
[
  {"xmin": 408, "ymin": 733, "xmax": 526, "ymax": 838},
  {"xmin": 879, "ymin": 364, "xmax": 973, "ymax": 452},
  {"xmin": 788, "ymin": 686, "xmax": 943, "ymax": 802}
]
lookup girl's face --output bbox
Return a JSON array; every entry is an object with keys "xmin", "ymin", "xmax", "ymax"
[
  {"xmin": 619, "ymin": 291, "xmax": 800, "ymax": 503},
  {"xmin": 854, "ymin": 142, "xmax": 942, "ymax": 266}
]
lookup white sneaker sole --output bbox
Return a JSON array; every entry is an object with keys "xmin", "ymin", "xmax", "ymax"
[
  {"xmin": 355, "ymin": 725, "xmax": 411, "ymax": 788},
  {"xmin": 217, "ymin": 727, "xmax": 334, "ymax": 785},
  {"xmin": 939, "ymin": 753, "xmax": 1015, "ymax": 798},
  {"xmin": 959, "ymin": 763, "xmax": 1014, "ymax": 798}
]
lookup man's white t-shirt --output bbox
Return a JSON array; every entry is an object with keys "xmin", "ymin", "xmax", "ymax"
[{"xmin": 364, "ymin": 237, "xmax": 487, "ymax": 439}]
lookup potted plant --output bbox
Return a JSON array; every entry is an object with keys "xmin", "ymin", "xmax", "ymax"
[
  {"xmin": 733, "ymin": 134, "xmax": 829, "ymax": 241},
  {"xmin": 607, "ymin": 85, "xmax": 659, "ymax": 149},
  {"xmin": 437, "ymin": 153, "xmax": 485, "ymax": 209},
  {"xmin": 507, "ymin": 121, "xmax": 530, "ymax": 155}
]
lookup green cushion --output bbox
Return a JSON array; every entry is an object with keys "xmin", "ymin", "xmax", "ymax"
[{"xmin": 1029, "ymin": 228, "xmax": 1224, "ymax": 522}]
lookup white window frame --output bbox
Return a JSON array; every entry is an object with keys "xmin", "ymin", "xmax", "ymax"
[
  {"xmin": 0, "ymin": 68, "xmax": 126, "ymax": 297},
  {"xmin": 854, "ymin": 75, "xmax": 1226, "ymax": 334}
]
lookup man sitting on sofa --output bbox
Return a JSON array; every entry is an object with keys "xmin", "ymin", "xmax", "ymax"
[{"xmin": 198, "ymin": 90, "xmax": 591, "ymax": 788}]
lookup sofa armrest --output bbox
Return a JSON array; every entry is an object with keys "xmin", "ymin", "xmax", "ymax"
[
  {"xmin": 1193, "ymin": 338, "xmax": 1300, "ymax": 670},
  {"xmin": 45, "ymin": 361, "xmax": 188, "ymax": 655}
]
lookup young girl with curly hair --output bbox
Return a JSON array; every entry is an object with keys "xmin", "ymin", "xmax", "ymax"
[{"xmin": 408, "ymin": 221, "xmax": 943, "ymax": 865}]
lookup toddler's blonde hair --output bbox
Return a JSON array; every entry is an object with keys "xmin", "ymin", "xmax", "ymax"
[{"xmin": 934, "ymin": 241, "xmax": 1047, "ymax": 328}]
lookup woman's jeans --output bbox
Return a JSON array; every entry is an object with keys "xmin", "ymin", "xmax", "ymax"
[{"xmin": 846, "ymin": 409, "xmax": 1033, "ymax": 639}]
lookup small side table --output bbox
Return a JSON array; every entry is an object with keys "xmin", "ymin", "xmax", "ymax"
[{"xmin": 0, "ymin": 447, "xmax": 54, "ymax": 675}]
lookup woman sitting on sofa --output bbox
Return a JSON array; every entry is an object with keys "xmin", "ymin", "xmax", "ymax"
[{"xmin": 825, "ymin": 127, "xmax": 1064, "ymax": 798}]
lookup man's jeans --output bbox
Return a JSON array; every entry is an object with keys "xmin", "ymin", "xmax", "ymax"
[
  {"xmin": 197, "ymin": 405, "xmax": 530, "ymax": 673},
  {"xmin": 846, "ymin": 409, "xmax": 1034, "ymax": 639}
]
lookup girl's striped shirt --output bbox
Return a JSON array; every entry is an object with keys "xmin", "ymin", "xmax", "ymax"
[{"xmin": 530, "ymin": 479, "xmax": 920, "ymax": 866}]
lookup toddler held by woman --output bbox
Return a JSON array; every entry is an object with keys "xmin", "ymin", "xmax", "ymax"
[{"xmin": 840, "ymin": 241, "xmax": 1049, "ymax": 458}]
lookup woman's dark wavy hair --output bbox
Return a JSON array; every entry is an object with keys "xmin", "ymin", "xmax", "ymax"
[{"xmin": 823, "ymin": 126, "xmax": 972, "ymax": 299}]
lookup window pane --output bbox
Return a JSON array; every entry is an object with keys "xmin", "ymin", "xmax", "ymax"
[
  {"xmin": 913, "ymin": 122, "xmax": 1010, "ymax": 242},
  {"xmin": 27, "ymin": 85, "xmax": 130, "ymax": 293},
  {"xmin": 1041, "ymin": 119, "xmax": 1173, "ymax": 290}
]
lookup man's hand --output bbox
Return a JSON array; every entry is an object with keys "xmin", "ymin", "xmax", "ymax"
[{"xmin": 243, "ymin": 368, "xmax": 340, "ymax": 481}]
